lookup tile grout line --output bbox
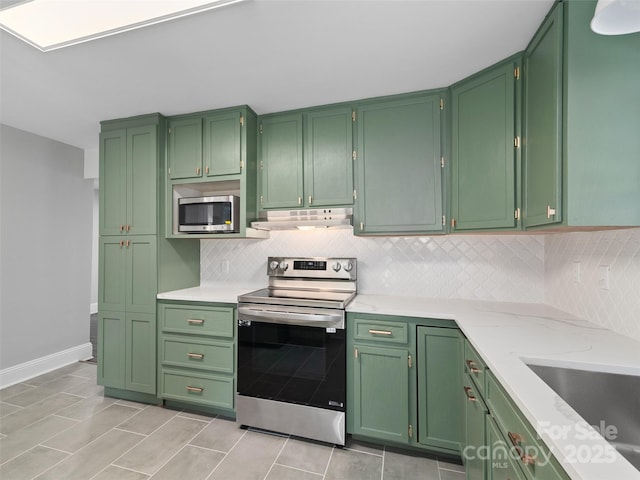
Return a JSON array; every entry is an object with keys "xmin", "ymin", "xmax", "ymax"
[
  {"xmin": 272, "ymin": 462, "xmax": 325, "ymax": 478},
  {"xmin": 380, "ymin": 445, "xmax": 385, "ymax": 480},
  {"xmin": 139, "ymin": 415, "xmax": 214, "ymax": 477},
  {"xmin": 203, "ymin": 427, "xmax": 249, "ymax": 480},
  {"xmin": 321, "ymin": 444, "xmax": 336, "ymax": 480},
  {"xmin": 262, "ymin": 436, "xmax": 289, "ymax": 480}
]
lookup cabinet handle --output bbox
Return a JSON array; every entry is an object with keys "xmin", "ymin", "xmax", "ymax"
[
  {"xmin": 187, "ymin": 353, "xmax": 204, "ymax": 359},
  {"xmin": 187, "ymin": 318, "xmax": 205, "ymax": 325},
  {"xmin": 298, "ymin": 196, "xmax": 302, "ymax": 206},
  {"xmin": 508, "ymin": 431, "xmax": 535, "ymax": 465},
  {"xmin": 547, "ymin": 205, "xmax": 556, "ymax": 218},
  {"xmin": 466, "ymin": 359, "xmax": 481, "ymax": 374},
  {"xmin": 368, "ymin": 329, "xmax": 393, "ymax": 336},
  {"xmin": 120, "ymin": 225, "xmax": 124, "ymax": 232},
  {"xmin": 308, "ymin": 195, "xmax": 312, "ymax": 205},
  {"xmin": 119, "ymin": 240, "xmax": 124, "ymax": 248},
  {"xmin": 463, "ymin": 386, "xmax": 477, "ymax": 402},
  {"xmin": 205, "ymin": 166, "xmax": 209, "ymax": 175},
  {"xmin": 196, "ymin": 167, "xmax": 201, "ymax": 175},
  {"xmin": 186, "ymin": 386, "xmax": 204, "ymax": 393},
  {"xmin": 125, "ymin": 240, "xmax": 130, "ymax": 247},
  {"xmin": 126, "ymin": 224, "xmax": 131, "ymax": 232}
]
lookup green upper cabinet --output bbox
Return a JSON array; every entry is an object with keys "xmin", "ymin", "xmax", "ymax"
[
  {"xmin": 417, "ymin": 326, "xmax": 463, "ymax": 453},
  {"xmin": 523, "ymin": 2, "xmax": 563, "ymax": 228},
  {"xmin": 203, "ymin": 110, "xmax": 242, "ymax": 177},
  {"xmin": 168, "ymin": 117, "xmax": 203, "ymax": 180},
  {"xmin": 355, "ymin": 92, "xmax": 444, "ymax": 235},
  {"xmin": 524, "ymin": 0, "xmax": 640, "ymax": 229},
  {"xmin": 303, "ymin": 106, "xmax": 354, "ymax": 207},
  {"xmin": 451, "ymin": 57, "xmax": 520, "ymax": 232},
  {"xmin": 99, "ymin": 124, "xmax": 157, "ymax": 236},
  {"xmin": 258, "ymin": 112, "xmax": 304, "ymax": 209}
]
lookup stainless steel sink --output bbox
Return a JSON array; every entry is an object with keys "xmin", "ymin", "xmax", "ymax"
[{"xmin": 527, "ymin": 364, "xmax": 640, "ymax": 471}]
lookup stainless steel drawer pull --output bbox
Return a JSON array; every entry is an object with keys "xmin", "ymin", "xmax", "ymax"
[
  {"xmin": 463, "ymin": 386, "xmax": 477, "ymax": 402},
  {"xmin": 508, "ymin": 431, "xmax": 535, "ymax": 465},
  {"xmin": 466, "ymin": 359, "xmax": 481, "ymax": 374},
  {"xmin": 186, "ymin": 386, "xmax": 204, "ymax": 393},
  {"xmin": 368, "ymin": 329, "xmax": 393, "ymax": 336},
  {"xmin": 187, "ymin": 353, "xmax": 204, "ymax": 359},
  {"xmin": 187, "ymin": 319, "xmax": 205, "ymax": 325}
]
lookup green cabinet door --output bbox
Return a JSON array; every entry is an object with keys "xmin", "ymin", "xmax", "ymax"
[
  {"xmin": 487, "ymin": 417, "xmax": 526, "ymax": 480},
  {"xmin": 125, "ymin": 312, "xmax": 156, "ymax": 394},
  {"xmin": 99, "ymin": 129, "xmax": 127, "ymax": 236},
  {"xmin": 463, "ymin": 376, "xmax": 488, "ymax": 480},
  {"xmin": 356, "ymin": 94, "xmax": 444, "ymax": 234},
  {"xmin": 97, "ymin": 311, "xmax": 126, "ymax": 389},
  {"xmin": 523, "ymin": 2, "xmax": 563, "ymax": 228},
  {"xmin": 451, "ymin": 60, "xmax": 519, "ymax": 231},
  {"xmin": 127, "ymin": 125, "xmax": 157, "ymax": 235},
  {"xmin": 125, "ymin": 235, "xmax": 157, "ymax": 315},
  {"xmin": 168, "ymin": 117, "xmax": 203, "ymax": 179},
  {"xmin": 259, "ymin": 113, "xmax": 304, "ymax": 209},
  {"xmin": 203, "ymin": 110, "xmax": 242, "ymax": 177},
  {"xmin": 98, "ymin": 237, "xmax": 127, "ymax": 313},
  {"xmin": 417, "ymin": 326, "xmax": 463, "ymax": 452},
  {"xmin": 352, "ymin": 344, "xmax": 410, "ymax": 443},
  {"xmin": 304, "ymin": 106, "xmax": 354, "ymax": 207}
]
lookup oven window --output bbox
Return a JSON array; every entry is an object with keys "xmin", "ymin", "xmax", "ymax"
[
  {"xmin": 237, "ymin": 322, "xmax": 346, "ymax": 412},
  {"xmin": 179, "ymin": 202, "xmax": 231, "ymax": 226}
]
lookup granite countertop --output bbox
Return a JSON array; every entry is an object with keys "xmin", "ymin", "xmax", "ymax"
[{"xmin": 158, "ymin": 285, "xmax": 640, "ymax": 480}]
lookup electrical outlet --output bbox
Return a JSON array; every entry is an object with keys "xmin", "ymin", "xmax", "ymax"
[
  {"xmin": 598, "ymin": 265, "xmax": 610, "ymax": 290},
  {"xmin": 572, "ymin": 261, "xmax": 581, "ymax": 284}
]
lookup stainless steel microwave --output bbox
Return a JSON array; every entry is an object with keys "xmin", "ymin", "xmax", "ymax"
[{"xmin": 178, "ymin": 195, "xmax": 239, "ymax": 233}]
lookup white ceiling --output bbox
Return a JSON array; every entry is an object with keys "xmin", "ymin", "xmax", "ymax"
[{"xmin": 0, "ymin": 0, "xmax": 555, "ymax": 151}]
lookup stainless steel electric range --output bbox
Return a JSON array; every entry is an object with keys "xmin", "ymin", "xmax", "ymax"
[{"xmin": 236, "ymin": 256, "xmax": 357, "ymax": 446}]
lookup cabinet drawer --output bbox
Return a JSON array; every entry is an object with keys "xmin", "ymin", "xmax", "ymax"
[
  {"xmin": 487, "ymin": 372, "xmax": 569, "ymax": 480},
  {"xmin": 161, "ymin": 336, "xmax": 234, "ymax": 374},
  {"xmin": 464, "ymin": 340, "xmax": 486, "ymax": 395},
  {"xmin": 161, "ymin": 304, "xmax": 234, "ymax": 338},
  {"xmin": 353, "ymin": 318, "xmax": 408, "ymax": 344},
  {"xmin": 161, "ymin": 369, "xmax": 234, "ymax": 410}
]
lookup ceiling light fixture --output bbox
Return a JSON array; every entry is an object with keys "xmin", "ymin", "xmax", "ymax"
[
  {"xmin": 591, "ymin": 0, "xmax": 640, "ymax": 35},
  {"xmin": 0, "ymin": 0, "xmax": 245, "ymax": 52}
]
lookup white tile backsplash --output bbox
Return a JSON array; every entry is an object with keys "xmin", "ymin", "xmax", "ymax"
[
  {"xmin": 201, "ymin": 229, "xmax": 545, "ymax": 302},
  {"xmin": 201, "ymin": 227, "xmax": 640, "ymax": 340},
  {"xmin": 544, "ymin": 228, "xmax": 640, "ymax": 341}
]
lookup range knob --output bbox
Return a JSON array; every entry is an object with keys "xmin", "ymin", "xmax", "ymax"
[
  {"xmin": 332, "ymin": 262, "xmax": 342, "ymax": 272},
  {"xmin": 269, "ymin": 260, "xmax": 280, "ymax": 271},
  {"xmin": 279, "ymin": 261, "xmax": 289, "ymax": 271},
  {"xmin": 343, "ymin": 261, "xmax": 353, "ymax": 272}
]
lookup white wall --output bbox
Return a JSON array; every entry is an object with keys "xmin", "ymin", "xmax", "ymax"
[
  {"xmin": 0, "ymin": 124, "xmax": 93, "ymax": 374},
  {"xmin": 545, "ymin": 228, "xmax": 640, "ymax": 341}
]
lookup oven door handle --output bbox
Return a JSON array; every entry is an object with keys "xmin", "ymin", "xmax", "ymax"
[{"xmin": 237, "ymin": 306, "xmax": 344, "ymax": 329}]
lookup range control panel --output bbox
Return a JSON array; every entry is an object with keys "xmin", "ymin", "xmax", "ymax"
[{"xmin": 267, "ymin": 257, "xmax": 356, "ymax": 280}]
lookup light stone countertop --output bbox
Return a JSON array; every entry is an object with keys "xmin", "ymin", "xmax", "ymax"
[{"xmin": 157, "ymin": 286, "xmax": 640, "ymax": 480}]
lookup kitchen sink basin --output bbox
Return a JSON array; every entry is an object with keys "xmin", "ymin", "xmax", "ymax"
[{"xmin": 527, "ymin": 363, "xmax": 640, "ymax": 471}]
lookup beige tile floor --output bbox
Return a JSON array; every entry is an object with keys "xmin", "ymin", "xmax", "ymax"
[{"xmin": 0, "ymin": 362, "xmax": 465, "ymax": 480}]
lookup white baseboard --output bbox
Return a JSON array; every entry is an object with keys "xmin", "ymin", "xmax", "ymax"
[
  {"xmin": 0, "ymin": 343, "xmax": 93, "ymax": 389},
  {"xmin": 90, "ymin": 303, "xmax": 98, "ymax": 314}
]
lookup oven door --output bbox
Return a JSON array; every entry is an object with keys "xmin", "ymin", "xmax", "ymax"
[{"xmin": 237, "ymin": 304, "xmax": 346, "ymax": 412}]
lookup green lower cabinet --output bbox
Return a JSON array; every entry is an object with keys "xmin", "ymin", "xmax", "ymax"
[
  {"xmin": 487, "ymin": 416, "xmax": 527, "ymax": 480},
  {"xmin": 97, "ymin": 311, "xmax": 156, "ymax": 395},
  {"xmin": 417, "ymin": 326, "xmax": 463, "ymax": 452},
  {"xmin": 351, "ymin": 344, "xmax": 410, "ymax": 443},
  {"xmin": 462, "ymin": 375, "xmax": 488, "ymax": 480},
  {"xmin": 157, "ymin": 302, "xmax": 237, "ymax": 415}
]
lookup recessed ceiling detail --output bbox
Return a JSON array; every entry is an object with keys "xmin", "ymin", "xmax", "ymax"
[{"xmin": 0, "ymin": 0, "xmax": 245, "ymax": 52}]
